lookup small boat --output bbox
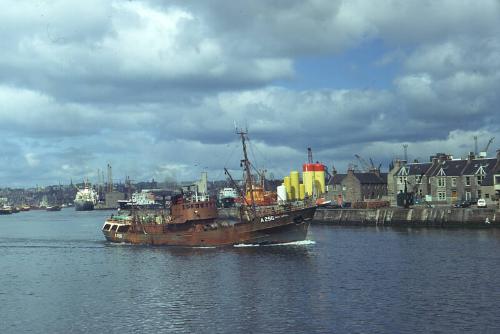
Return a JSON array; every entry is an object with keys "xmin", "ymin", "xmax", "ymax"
[
  {"xmin": 46, "ymin": 205, "xmax": 62, "ymax": 211},
  {"xmin": 0, "ymin": 205, "xmax": 13, "ymax": 215}
]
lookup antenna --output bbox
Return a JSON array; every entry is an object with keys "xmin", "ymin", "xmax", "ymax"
[
  {"xmin": 474, "ymin": 136, "xmax": 478, "ymax": 155},
  {"xmin": 403, "ymin": 144, "xmax": 408, "ymax": 161}
]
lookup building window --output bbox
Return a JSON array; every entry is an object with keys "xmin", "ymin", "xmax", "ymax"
[
  {"xmin": 437, "ymin": 191, "xmax": 446, "ymax": 201},
  {"xmin": 437, "ymin": 177, "xmax": 446, "ymax": 187},
  {"xmin": 477, "ymin": 175, "xmax": 484, "ymax": 185},
  {"xmin": 477, "ymin": 190, "xmax": 482, "ymax": 199},
  {"xmin": 495, "ymin": 176, "xmax": 500, "ymax": 185},
  {"xmin": 451, "ymin": 177, "xmax": 456, "ymax": 187},
  {"xmin": 398, "ymin": 176, "xmax": 407, "ymax": 185},
  {"xmin": 465, "ymin": 191, "xmax": 471, "ymax": 200},
  {"xmin": 466, "ymin": 176, "xmax": 471, "ymax": 186},
  {"xmin": 416, "ymin": 175, "xmax": 422, "ymax": 184},
  {"xmin": 485, "ymin": 193, "xmax": 490, "ymax": 199}
]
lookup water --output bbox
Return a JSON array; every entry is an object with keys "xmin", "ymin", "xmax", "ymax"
[{"xmin": 1, "ymin": 209, "xmax": 500, "ymax": 333}]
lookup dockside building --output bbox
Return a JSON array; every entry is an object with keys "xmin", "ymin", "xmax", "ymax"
[{"xmin": 388, "ymin": 150, "xmax": 500, "ymax": 207}]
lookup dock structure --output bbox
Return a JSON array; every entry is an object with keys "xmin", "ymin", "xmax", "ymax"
[{"xmin": 314, "ymin": 207, "xmax": 499, "ymax": 227}]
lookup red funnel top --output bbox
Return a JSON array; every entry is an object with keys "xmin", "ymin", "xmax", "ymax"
[{"xmin": 303, "ymin": 163, "xmax": 325, "ymax": 171}]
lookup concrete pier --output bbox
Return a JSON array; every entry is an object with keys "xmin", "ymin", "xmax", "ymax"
[{"xmin": 314, "ymin": 207, "xmax": 499, "ymax": 227}]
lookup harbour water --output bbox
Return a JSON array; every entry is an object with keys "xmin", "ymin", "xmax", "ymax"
[{"xmin": 1, "ymin": 209, "xmax": 500, "ymax": 333}]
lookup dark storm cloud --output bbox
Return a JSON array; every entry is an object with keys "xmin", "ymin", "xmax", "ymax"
[{"xmin": 0, "ymin": 0, "xmax": 500, "ymax": 185}]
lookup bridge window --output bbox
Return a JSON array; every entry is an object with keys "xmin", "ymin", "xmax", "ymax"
[{"xmin": 117, "ymin": 225, "xmax": 130, "ymax": 233}]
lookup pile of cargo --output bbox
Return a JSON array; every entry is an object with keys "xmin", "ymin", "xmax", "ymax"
[{"xmin": 352, "ymin": 200, "xmax": 390, "ymax": 209}]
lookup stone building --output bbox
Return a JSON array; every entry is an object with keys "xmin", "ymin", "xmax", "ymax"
[
  {"xmin": 327, "ymin": 168, "xmax": 387, "ymax": 205},
  {"xmin": 392, "ymin": 160, "xmax": 433, "ymax": 206},
  {"xmin": 389, "ymin": 150, "xmax": 500, "ymax": 206}
]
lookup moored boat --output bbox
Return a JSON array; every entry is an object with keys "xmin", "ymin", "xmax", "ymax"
[
  {"xmin": 0, "ymin": 205, "xmax": 13, "ymax": 215},
  {"xmin": 74, "ymin": 184, "xmax": 98, "ymax": 211},
  {"xmin": 102, "ymin": 130, "xmax": 322, "ymax": 247},
  {"xmin": 46, "ymin": 205, "xmax": 62, "ymax": 211}
]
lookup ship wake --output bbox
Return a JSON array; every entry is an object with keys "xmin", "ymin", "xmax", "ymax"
[{"xmin": 233, "ymin": 240, "xmax": 315, "ymax": 248}]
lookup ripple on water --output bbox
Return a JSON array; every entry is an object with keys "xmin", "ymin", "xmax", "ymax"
[{"xmin": 2, "ymin": 212, "xmax": 500, "ymax": 333}]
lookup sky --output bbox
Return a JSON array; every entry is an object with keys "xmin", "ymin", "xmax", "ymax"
[{"xmin": 1, "ymin": 0, "xmax": 500, "ymax": 187}]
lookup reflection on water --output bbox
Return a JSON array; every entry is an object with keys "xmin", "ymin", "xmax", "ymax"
[{"xmin": 1, "ymin": 210, "xmax": 500, "ymax": 333}]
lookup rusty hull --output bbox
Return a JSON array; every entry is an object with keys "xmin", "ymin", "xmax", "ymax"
[{"xmin": 102, "ymin": 205, "xmax": 316, "ymax": 247}]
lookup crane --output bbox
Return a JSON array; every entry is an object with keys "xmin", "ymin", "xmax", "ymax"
[
  {"xmin": 354, "ymin": 154, "xmax": 376, "ymax": 172},
  {"xmin": 354, "ymin": 154, "xmax": 370, "ymax": 172},
  {"xmin": 483, "ymin": 137, "xmax": 495, "ymax": 153}
]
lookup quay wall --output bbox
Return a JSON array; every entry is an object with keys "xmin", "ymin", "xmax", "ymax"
[{"xmin": 314, "ymin": 207, "xmax": 499, "ymax": 227}]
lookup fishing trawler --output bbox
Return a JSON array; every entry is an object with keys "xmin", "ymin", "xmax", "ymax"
[{"xmin": 102, "ymin": 130, "xmax": 321, "ymax": 246}]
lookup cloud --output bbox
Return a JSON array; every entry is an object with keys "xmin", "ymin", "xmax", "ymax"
[{"xmin": 1, "ymin": 0, "xmax": 500, "ymax": 186}]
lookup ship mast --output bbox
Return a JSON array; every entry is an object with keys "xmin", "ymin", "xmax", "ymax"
[{"xmin": 237, "ymin": 128, "xmax": 257, "ymax": 217}]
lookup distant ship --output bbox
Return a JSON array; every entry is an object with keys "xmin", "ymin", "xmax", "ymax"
[
  {"xmin": 117, "ymin": 190, "xmax": 161, "ymax": 210},
  {"xmin": 218, "ymin": 187, "xmax": 239, "ymax": 207},
  {"xmin": 74, "ymin": 185, "xmax": 98, "ymax": 211}
]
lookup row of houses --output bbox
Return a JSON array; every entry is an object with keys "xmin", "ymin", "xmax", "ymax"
[{"xmin": 326, "ymin": 150, "xmax": 500, "ymax": 207}]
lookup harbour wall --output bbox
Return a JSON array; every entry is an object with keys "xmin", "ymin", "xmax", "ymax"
[{"xmin": 314, "ymin": 207, "xmax": 499, "ymax": 227}]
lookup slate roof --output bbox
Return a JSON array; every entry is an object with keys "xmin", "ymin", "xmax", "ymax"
[
  {"xmin": 425, "ymin": 162, "xmax": 441, "ymax": 177},
  {"xmin": 407, "ymin": 163, "xmax": 432, "ymax": 176},
  {"xmin": 430, "ymin": 159, "xmax": 468, "ymax": 177},
  {"xmin": 329, "ymin": 174, "xmax": 346, "ymax": 185},
  {"xmin": 353, "ymin": 172, "xmax": 387, "ymax": 184},
  {"xmin": 461, "ymin": 158, "xmax": 496, "ymax": 175},
  {"xmin": 379, "ymin": 173, "xmax": 388, "ymax": 182}
]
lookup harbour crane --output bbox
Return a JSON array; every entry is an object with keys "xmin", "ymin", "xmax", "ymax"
[
  {"xmin": 354, "ymin": 154, "xmax": 370, "ymax": 172},
  {"xmin": 354, "ymin": 154, "xmax": 377, "ymax": 172},
  {"xmin": 483, "ymin": 137, "xmax": 495, "ymax": 154}
]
